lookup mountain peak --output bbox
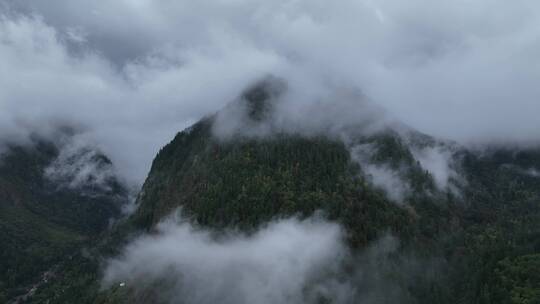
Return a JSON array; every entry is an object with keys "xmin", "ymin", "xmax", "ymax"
[{"xmin": 241, "ymin": 76, "xmax": 286, "ymax": 122}]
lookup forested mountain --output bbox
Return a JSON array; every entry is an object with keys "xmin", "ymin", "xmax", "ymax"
[
  {"xmin": 6, "ymin": 82, "xmax": 540, "ymax": 303},
  {"xmin": 0, "ymin": 134, "xmax": 130, "ymax": 303}
]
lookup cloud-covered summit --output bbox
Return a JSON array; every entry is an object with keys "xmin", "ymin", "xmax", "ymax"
[{"xmin": 2, "ymin": 0, "xmax": 540, "ymax": 184}]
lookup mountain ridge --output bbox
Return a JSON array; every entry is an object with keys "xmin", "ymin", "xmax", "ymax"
[
  {"xmin": 0, "ymin": 134, "xmax": 130, "ymax": 302},
  {"xmin": 6, "ymin": 80, "xmax": 540, "ymax": 303}
]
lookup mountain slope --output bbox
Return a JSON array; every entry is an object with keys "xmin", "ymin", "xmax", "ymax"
[
  {"xmin": 132, "ymin": 81, "xmax": 454, "ymax": 245},
  {"xmin": 21, "ymin": 81, "xmax": 540, "ymax": 304},
  {"xmin": 124, "ymin": 83, "xmax": 540, "ymax": 303},
  {"xmin": 0, "ymin": 135, "xmax": 129, "ymax": 302}
]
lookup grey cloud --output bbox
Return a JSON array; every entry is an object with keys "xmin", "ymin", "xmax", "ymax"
[
  {"xmin": 2, "ymin": 0, "xmax": 540, "ymax": 185},
  {"xmin": 0, "ymin": 12, "xmax": 281, "ymax": 184}
]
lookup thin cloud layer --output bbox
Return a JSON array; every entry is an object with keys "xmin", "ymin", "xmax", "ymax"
[
  {"xmin": 44, "ymin": 135, "xmax": 117, "ymax": 194},
  {"xmin": 350, "ymin": 143, "xmax": 411, "ymax": 204},
  {"xmin": 2, "ymin": 0, "xmax": 540, "ymax": 183}
]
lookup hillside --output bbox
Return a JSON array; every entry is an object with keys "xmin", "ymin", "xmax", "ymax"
[
  {"xmin": 0, "ymin": 135, "xmax": 130, "ymax": 302},
  {"xmin": 21, "ymin": 82, "xmax": 540, "ymax": 304}
]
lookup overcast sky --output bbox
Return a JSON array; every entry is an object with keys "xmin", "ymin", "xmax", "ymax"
[{"xmin": 1, "ymin": 0, "xmax": 540, "ymax": 184}]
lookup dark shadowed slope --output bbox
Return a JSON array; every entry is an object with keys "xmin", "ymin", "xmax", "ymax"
[{"xmin": 0, "ymin": 135, "xmax": 130, "ymax": 302}]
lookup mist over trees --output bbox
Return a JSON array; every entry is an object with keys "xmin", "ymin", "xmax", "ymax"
[{"xmin": 1, "ymin": 1, "xmax": 540, "ymax": 303}]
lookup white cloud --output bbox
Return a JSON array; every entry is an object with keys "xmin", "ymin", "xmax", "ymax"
[
  {"xmin": 350, "ymin": 143, "xmax": 410, "ymax": 204},
  {"xmin": 411, "ymin": 146, "xmax": 459, "ymax": 191},
  {"xmin": 103, "ymin": 213, "xmax": 354, "ymax": 304},
  {"xmin": 102, "ymin": 210, "xmax": 431, "ymax": 303},
  {"xmin": 102, "ymin": 210, "xmax": 430, "ymax": 304},
  {"xmin": 527, "ymin": 168, "xmax": 540, "ymax": 177}
]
